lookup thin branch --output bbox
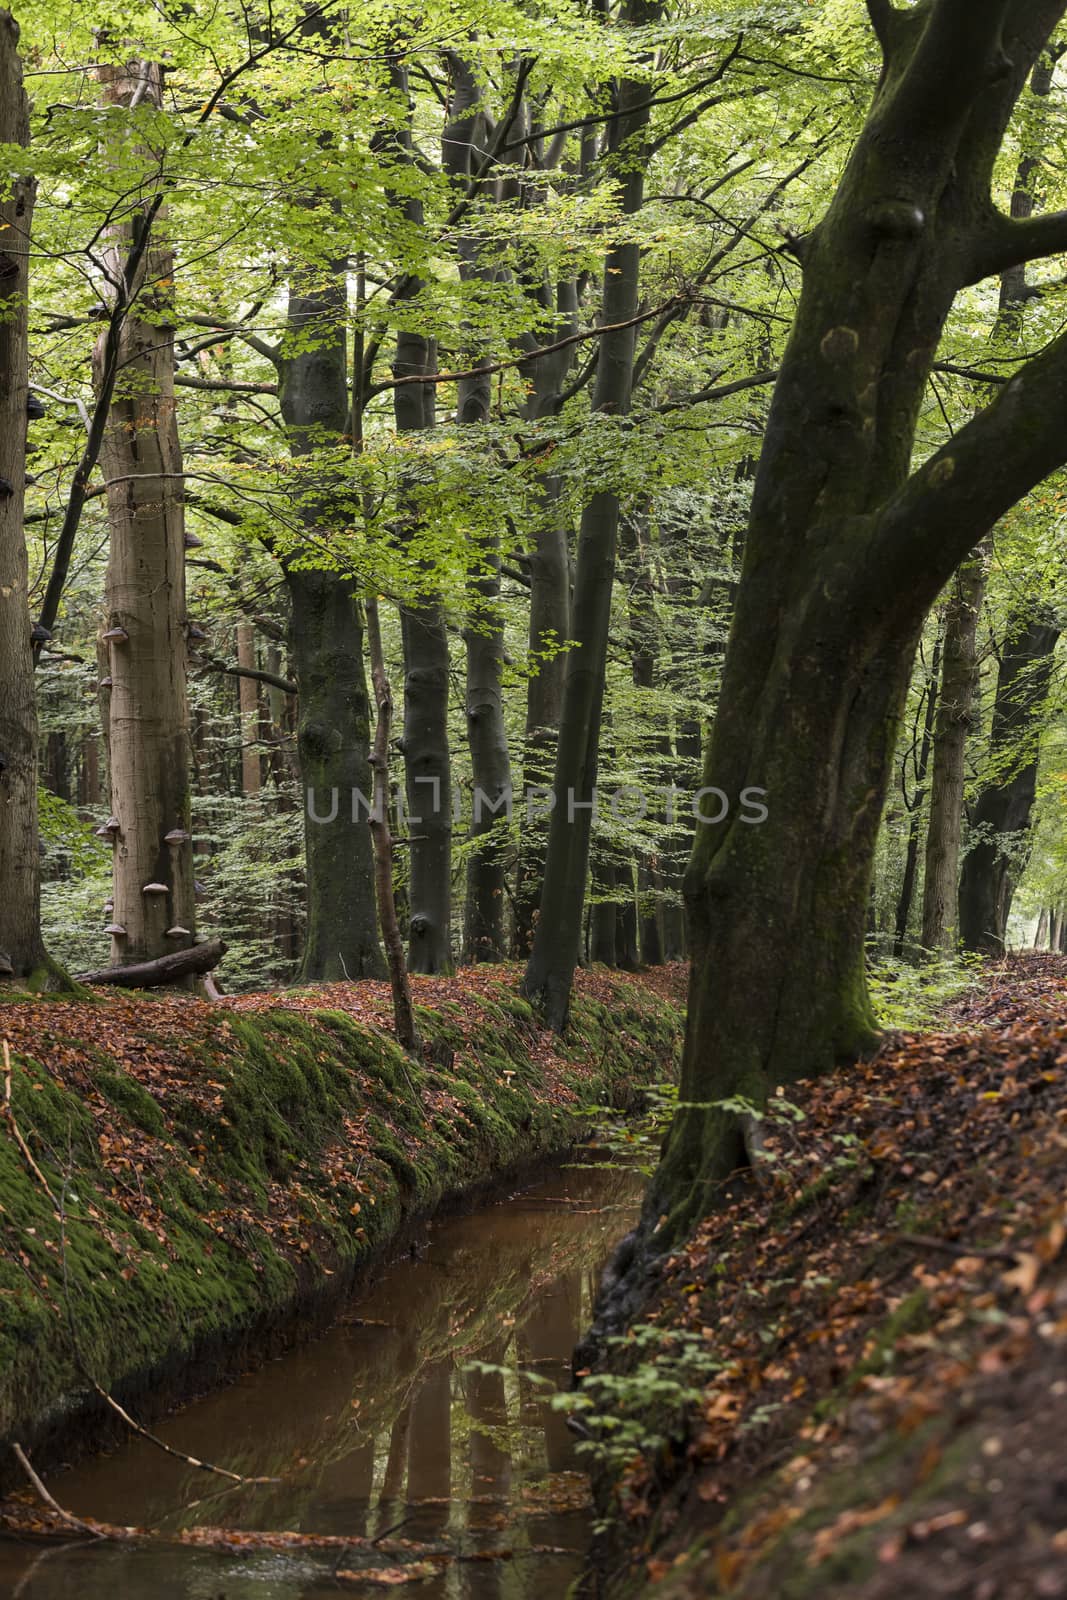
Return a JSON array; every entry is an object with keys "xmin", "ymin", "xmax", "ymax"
[
  {"xmin": 2, "ymin": 1042, "xmax": 59, "ymax": 1211},
  {"xmin": 650, "ymin": 368, "xmax": 779, "ymax": 415},
  {"xmin": 931, "ymin": 361, "xmax": 1008, "ymax": 385},
  {"xmin": 173, "ymin": 373, "xmax": 278, "ymax": 395},
  {"xmin": 29, "ymin": 384, "xmax": 90, "ymax": 432},
  {"xmin": 198, "ymin": 656, "xmax": 297, "ymax": 695},
  {"xmin": 368, "ymin": 295, "xmax": 688, "ymax": 396},
  {"xmin": 11, "ymin": 1444, "xmax": 102, "ymax": 1537}
]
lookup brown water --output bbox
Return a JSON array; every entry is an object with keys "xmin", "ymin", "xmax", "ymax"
[{"xmin": 0, "ymin": 1152, "xmax": 641, "ymax": 1599}]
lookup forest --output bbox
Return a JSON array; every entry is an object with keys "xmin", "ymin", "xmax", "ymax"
[{"xmin": 4, "ymin": 1, "xmax": 1067, "ymax": 1595}]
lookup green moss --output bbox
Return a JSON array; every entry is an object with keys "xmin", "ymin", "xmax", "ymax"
[{"xmin": 94, "ymin": 1069, "xmax": 166, "ymax": 1137}]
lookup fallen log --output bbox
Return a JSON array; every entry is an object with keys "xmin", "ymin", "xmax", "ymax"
[{"xmin": 77, "ymin": 939, "xmax": 227, "ymax": 989}]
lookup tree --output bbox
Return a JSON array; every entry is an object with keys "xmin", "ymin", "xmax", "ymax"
[
  {"xmin": 279, "ymin": 259, "xmax": 385, "ymax": 984},
  {"xmin": 524, "ymin": 0, "xmax": 662, "ymax": 1028},
  {"xmin": 959, "ymin": 609, "xmax": 1061, "ymax": 952},
  {"xmin": 920, "ymin": 546, "xmax": 987, "ymax": 952},
  {"xmin": 389, "ymin": 53, "xmax": 454, "ymax": 977},
  {"xmin": 443, "ymin": 51, "xmax": 512, "ymax": 965},
  {"xmin": 0, "ymin": 9, "xmax": 47, "ymax": 986},
  {"xmin": 651, "ymin": 0, "xmax": 1067, "ymax": 1238},
  {"xmin": 95, "ymin": 60, "xmax": 197, "ymax": 971}
]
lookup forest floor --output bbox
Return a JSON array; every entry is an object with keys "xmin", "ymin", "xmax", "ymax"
[
  {"xmin": 0, "ymin": 963, "xmax": 684, "ymax": 1496},
  {"xmin": 592, "ymin": 952, "xmax": 1067, "ymax": 1600}
]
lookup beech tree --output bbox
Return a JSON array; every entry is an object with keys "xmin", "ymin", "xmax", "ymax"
[
  {"xmin": 523, "ymin": 0, "xmax": 662, "ymax": 1027},
  {"xmin": 652, "ymin": 0, "xmax": 1067, "ymax": 1232},
  {"xmin": 959, "ymin": 608, "xmax": 1062, "ymax": 953}
]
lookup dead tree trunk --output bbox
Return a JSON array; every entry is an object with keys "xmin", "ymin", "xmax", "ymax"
[{"xmin": 95, "ymin": 61, "xmax": 196, "ymax": 970}]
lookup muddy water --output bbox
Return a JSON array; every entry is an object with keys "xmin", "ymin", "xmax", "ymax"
[{"xmin": 0, "ymin": 1151, "xmax": 641, "ymax": 1598}]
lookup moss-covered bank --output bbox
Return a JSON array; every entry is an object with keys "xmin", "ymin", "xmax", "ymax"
[{"xmin": 0, "ymin": 965, "xmax": 682, "ymax": 1487}]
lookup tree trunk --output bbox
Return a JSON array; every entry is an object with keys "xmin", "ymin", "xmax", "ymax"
[
  {"xmin": 366, "ymin": 596, "xmax": 420, "ymax": 1053},
  {"xmin": 513, "ymin": 287, "xmax": 578, "ymax": 957},
  {"xmin": 589, "ymin": 859, "xmax": 617, "ymax": 966},
  {"xmin": 390, "ymin": 58, "xmax": 453, "ymax": 976},
  {"xmin": 959, "ymin": 614, "xmax": 1060, "ymax": 953},
  {"xmin": 279, "ymin": 248, "xmax": 384, "ymax": 983},
  {"xmin": 78, "ymin": 938, "xmax": 226, "ymax": 988},
  {"xmin": 524, "ymin": 0, "xmax": 660, "ymax": 1028},
  {"xmin": 1034, "ymin": 907, "xmax": 1049, "ymax": 950},
  {"xmin": 236, "ymin": 621, "xmax": 262, "ymax": 798},
  {"xmin": 893, "ymin": 629, "xmax": 942, "ymax": 955},
  {"xmin": 444, "ymin": 54, "xmax": 511, "ymax": 964},
  {"xmin": 287, "ymin": 571, "xmax": 383, "ymax": 981},
  {"xmin": 95, "ymin": 61, "xmax": 196, "ymax": 971},
  {"xmin": 643, "ymin": 5, "xmax": 1067, "ymax": 1248},
  {"xmin": 0, "ymin": 10, "xmax": 49, "ymax": 987},
  {"xmin": 617, "ymin": 871, "xmax": 640, "ymax": 971},
  {"xmin": 920, "ymin": 549, "xmax": 987, "ymax": 952}
]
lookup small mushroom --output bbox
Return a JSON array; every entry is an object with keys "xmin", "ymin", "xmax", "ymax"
[
  {"xmin": 101, "ymin": 626, "xmax": 129, "ymax": 644},
  {"xmin": 164, "ymin": 828, "xmax": 190, "ymax": 846},
  {"xmin": 94, "ymin": 817, "xmax": 120, "ymax": 839},
  {"xmin": 98, "ymin": 676, "xmax": 113, "ymax": 689},
  {"xmin": 103, "ymin": 899, "xmax": 113, "ymax": 913},
  {"xmin": 165, "ymin": 925, "xmax": 191, "ymax": 939},
  {"xmin": 104, "ymin": 923, "xmax": 127, "ymax": 937},
  {"xmin": 142, "ymin": 881, "xmax": 169, "ymax": 895},
  {"xmin": 0, "ymin": 477, "xmax": 13, "ymax": 498},
  {"xmin": 30, "ymin": 622, "xmax": 51, "ymax": 644},
  {"xmin": 26, "ymin": 393, "xmax": 46, "ymax": 421},
  {"xmin": 0, "ymin": 952, "xmax": 13, "ymax": 977},
  {"xmin": 186, "ymin": 623, "xmax": 208, "ymax": 642},
  {"xmin": 184, "ymin": 531, "xmax": 204, "ymax": 549}
]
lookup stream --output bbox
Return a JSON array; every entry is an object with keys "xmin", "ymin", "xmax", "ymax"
[{"xmin": 0, "ymin": 1150, "xmax": 642, "ymax": 1598}]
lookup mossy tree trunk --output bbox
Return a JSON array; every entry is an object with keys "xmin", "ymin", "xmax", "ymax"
[
  {"xmin": 95, "ymin": 61, "xmax": 196, "ymax": 970},
  {"xmin": 0, "ymin": 10, "xmax": 47, "ymax": 986},
  {"xmin": 279, "ymin": 258, "xmax": 384, "ymax": 983},
  {"xmin": 652, "ymin": 0, "xmax": 1067, "ymax": 1239},
  {"xmin": 959, "ymin": 612, "xmax": 1061, "ymax": 953}
]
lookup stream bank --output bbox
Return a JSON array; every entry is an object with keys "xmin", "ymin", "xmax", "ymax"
[
  {"xmin": 1, "ymin": 1150, "xmax": 645, "ymax": 1598},
  {"xmin": 580, "ymin": 955, "xmax": 1067, "ymax": 1599},
  {"xmin": 0, "ymin": 964, "xmax": 683, "ymax": 1488}
]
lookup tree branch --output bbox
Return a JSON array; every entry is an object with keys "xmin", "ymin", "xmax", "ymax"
[
  {"xmin": 367, "ymin": 295, "xmax": 688, "ymax": 395},
  {"xmin": 174, "ymin": 373, "xmax": 278, "ymax": 395},
  {"xmin": 967, "ymin": 207, "xmax": 1067, "ymax": 285},
  {"xmin": 198, "ymin": 656, "xmax": 297, "ymax": 695},
  {"xmin": 864, "ymin": 0, "xmax": 899, "ymax": 52},
  {"xmin": 868, "ymin": 321, "xmax": 1067, "ymax": 613}
]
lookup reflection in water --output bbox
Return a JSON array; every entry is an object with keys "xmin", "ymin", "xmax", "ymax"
[{"xmin": 0, "ymin": 1153, "xmax": 641, "ymax": 1598}]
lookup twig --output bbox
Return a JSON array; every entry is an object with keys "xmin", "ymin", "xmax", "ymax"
[
  {"xmin": 54, "ymin": 1187, "xmax": 280, "ymax": 1487},
  {"xmin": 2, "ymin": 1041, "xmax": 59, "ymax": 1210},
  {"xmin": 890, "ymin": 1230, "xmax": 1021, "ymax": 1264},
  {"xmin": 10, "ymin": 1443, "xmax": 103, "ymax": 1538},
  {"xmin": 371, "ymin": 1514, "xmax": 414, "ymax": 1545}
]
